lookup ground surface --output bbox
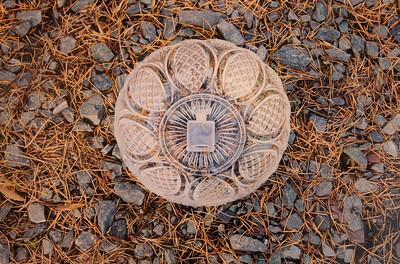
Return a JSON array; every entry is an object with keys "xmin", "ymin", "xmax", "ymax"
[{"xmin": 1, "ymin": 0, "xmax": 400, "ymax": 263}]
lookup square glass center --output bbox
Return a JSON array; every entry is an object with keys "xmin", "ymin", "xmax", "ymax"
[{"xmin": 187, "ymin": 120, "xmax": 215, "ymax": 152}]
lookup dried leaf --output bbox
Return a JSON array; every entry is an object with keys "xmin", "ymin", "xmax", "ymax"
[{"xmin": 0, "ymin": 187, "xmax": 24, "ymax": 201}]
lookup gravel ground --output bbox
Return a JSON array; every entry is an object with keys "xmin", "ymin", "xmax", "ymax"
[{"xmin": 1, "ymin": 0, "xmax": 400, "ymax": 263}]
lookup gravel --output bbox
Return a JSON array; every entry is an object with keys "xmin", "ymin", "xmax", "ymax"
[
  {"xmin": 71, "ymin": 0, "xmax": 96, "ymax": 12},
  {"xmin": 178, "ymin": 10, "xmax": 223, "ymax": 30},
  {"xmin": 282, "ymin": 183, "xmax": 297, "ymax": 209},
  {"xmin": 23, "ymin": 224, "xmax": 46, "ymax": 242},
  {"xmin": 322, "ymin": 243, "xmax": 336, "ymax": 257},
  {"xmin": 91, "ymin": 43, "xmax": 115, "ymax": 63},
  {"xmin": 282, "ymin": 245, "xmax": 302, "ymax": 260},
  {"xmin": 114, "ymin": 182, "xmax": 145, "ymax": 206},
  {"xmin": 110, "ymin": 219, "xmax": 127, "ymax": 239},
  {"xmin": 373, "ymin": 25, "xmax": 389, "ymax": 38},
  {"xmin": 75, "ymin": 231, "xmax": 98, "ymax": 251},
  {"xmin": 27, "ymin": 203, "xmax": 46, "ymax": 223},
  {"xmin": 0, "ymin": 244, "xmax": 9, "ymax": 264},
  {"xmin": 141, "ymin": 21, "xmax": 157, "ymax": 42},
  {"xmin": 343, "ymin": 147, "xmax": 367, "ymax": 170},
  {"xmin": 79, "ymin": 94, "xmax": 105, "ymax": 125},
  {"xmin": 135, "ymin": 243, "xmax": 154, "ymax": 258},
  {"xmin": 4, "ymin": 144, "xmax": 30, "ymax": 168},
  {"xmin": 163, "ymin": 17, "xmax": 175, "ymax": 39},
  {"xmin": 273, "ymin": 45, "xmax": 311, "ymax": 70},
  {"xmin": 378, "ymin": 57, "xmax": 391, "ymax": 70},
  {"xmin": 61, "ymin": 230, "xmax": 74, "ymax": 249},
  {"xmin": 312, "ymin": 1, "xmax": 328, "ymax": 22},
  {"xmin": 102, "ymin": 161, "xmax": 122, "ymax": 179},
  {"xmin": 92, "ymin": 73, "xmax": 113, "ymax": 91},
  {"xmin": 96, "ymin": 200, "xmax": 116, "ymax": 235},
  {"xmin": 164, "ymin": 248, "xmax": 177, "ymax": 264},
  {"xmin": 229, "ymin": 234, "xmax": 267, "ymax": 252},
  {"xmin": 343, "ymin": 196, "xmax": 363, "ymax": 232},
  {"xmin": 42, "ymin": 239, "xmax": 53, "ymax": 255},
  {"xmin": 382, "ymin": 114, "xmax": 400, "ymax": 135},
  {"xmin": 317, "ymin": 27, "xmax": 341, "ymax": 42},
  {"xmin": 16, "ymin": 10, "xmax": 42, "ymax": 26},
  {"xmin": 284, "ymin": 213, "xmax": 303, "ymax": 229},
  {"xmin": 383, "ymin": 140, "xmax": 399, "ymax": 157},
  {"xmin": 217, "ymin": 20, "xmax": 245, "ymax": 46},
  {"xmin": 186, "ymin": 220, "xmax": 196, "ymax": 235},
  {"xmin": 0, "ymin": 203, "xmax": 12, "ymax": 222},
  {"xmin": 15, "ymin": 247, "xmax": 28, "ymax": 261},
  {"xmin": 350, "ymin": 34, "xmax": 366, "ymax": 54},
  {"xmin": 60, "ymin": 36, "xmax": 77, "ymax": 54},
  {"xmin": 0, "ymin": 70, "xmax": 17, "ymax": 84},
  {"xmin": 354, "ymin": 178, "xmax": 378, "ymax": 193},
  {"xmin": 366, "ymin": 41, "xmax": 379, "ymax": 57},
  {"xmin": 326, "ymin": 47, "xmax": 351, "ymax": 62},
  {"xmin": 316, "ymin": 181, "xmax": 332, "ymax": 196},
  {"xmin": 49, "ymin": 230, "xmax": 63, "ymax": 243},
  {"xmin": 344, "ymin": 248, "xmax": 354, "ymax": 263}
]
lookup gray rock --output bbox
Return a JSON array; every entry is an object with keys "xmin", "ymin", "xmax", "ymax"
[
  {"xmin": 110, "ymin": 219, "xmax": 127, "ymax": 239},
  {"xmin": 114, "ymin": 182, "xmax": 145, "ymax": 205},
  {"xmin": 126, "ymin": 4, "xmax": 141, "ymax": 16},
  {"xmin": 96, "ymin": 200, "xmax": 116, "ymax": 235},
  {"xmin": 71, "ymin": 0, "xmax": 96, "ymax": 12},
  {"xmin": 326, "ymin": 48, "xmax": 351, "ymax": 62},
  {"xmin": 0, "ymin": 243, "xmax": 9, "ymax": 264},
  {"xmin": 355, "ymin": 117, "xmax": 369, "ymax": 130},
  {"xmin": 49, "ymin": 230, "xmax": 63, "ymax": 243},
  {"xmin": 284, "ymin": 213, "xmax": 303, "ymax": 229},
  {"xmin": 273, "ymin": 45, "xmax": 311, "ymax": 70},
  {"xmin": 75, "ymin": 171, "xmax": 92, "ymax": 187},
  {"xmin": 366, "ymin": 41, "xmax": 379, "ymax": 57},
  {"xmin": 282, "ymin": 245, "xmax": 302, "ymax": 260},
  {"xmin": 314, "ymin": 214, "xmax": 331, "ymax": 231},
  {"xmin": 3, "ymin": 0, "xmax": 17, "ymax": 8},
  {"xmin": 91, "ymin": 43, "xmax": 114, "ymax": 63},
  {"xmin": 354, "ymin": 178, "xmax": 378, "ymax": 193},
  {"xmin": 339, "ymin": 36, "xmax": 352, "ymax": 50},
  {"xmin": 351, "ymin": 34, "xmax": 365, "ymax": 54},
  {"xmin": 373, "ymin": 25, "xmax": 389, "ymax": 38},
  {"xmin": 343, "ymin": 147, "xmax": 367, "ymax": 170},
  {"xmin": 186, "ymin": 220, "xmax": 196, "ymax": 235},
  {"xmin": 350, "ymin": 0, "xmax": 364, "ymax": 5},
  {"xmin": 256, "ymin": 45, "xmax": 267, "ymax": 61},
  {"xmin": 15, "ymin": 21, "xmax": 32, "ymax": 37},
  {"xmin": 16, "ymin": 10, "xmax": 42, "ymax": 26},
  {"xmin": 135, "ymin": 243, "xmax": 154, "ymax": 258},
  {"xmin": 316, "ymin": 181, "xmax": 332, "ymax": 196},
  {"xmin": 382, "ymin": 114, "xmax": 400, "ymax": 135},
  {"xmin": 53, "ymin": 100, "xmax": 68, "ymax": 115},
  {"xmin": 57, "ymin": 0, "xmax": 67, "ymax": 7},
  {"xmin": 92, "ymin": 73, "xmax": 113, "ymax": 91},
  {"xmin": 343, "ymin": 196, "xmax": 363, "ymax": 232},
  {"xmin": 312, "ymin": 1, "xmax": 328, "ymax": 22},
  {"xmin": 60, "ymin": 36, "xmax": 77, "ymax": 54},
  {"xmin": 62, "ymin": 108, "xmax": 75, "ymax": 122},
  {"xmin": 99, "ymin": 240, "xmax": 117, "ymax": 252},
  {"xmin": 344, "ymin": 248, "xmax": 354, "ymax": 263},
  {"xmin": 164, "ymin": 248, "xmax": 177, "ymax": 264},
  {"xmin": 4, "ymin": 144, "xmax": 30, "ymax": 168},
  {"xmin": 163, "ymin": 17, "xmax": 176, "ymax": 39},
  {"xmin": 287, "ymin": 10, "xmax": 299, "ymax": 21},
  {"xmin": 295, "ymin": 199, "xmax": 305, "ymax": 212},
  {"xmin": 383, "ymin": 140, "xmax": 399, "ymax": 157},
  {"xmin": 0, "ymin": 70, "xmax": 17, "ymax": 84},
  {"xmin": 366, "ymin": 0, "xmax": 377, "ymax": 6},
  {"xmin": 309, "ymin": 115, "xmax": 327, "ymax": 132},
  {"xmin": 27, "ymin": 203, "xmax": 46, "ymax": 223},
  {"xmin": 61, "ymin": 230, "xmax": 74, "ymax": 249},
  {"xmin": 378, "ymin": 57, "xmax": 391, "ymax": 70},
  {"xmin": 229, "ymin": 235, "xmax": 267, "ymax": 252},
  {"xmin": 75, "ymin": 231, "xmax": 97, "ymax": 251},
  {"xmin": 23, "ymin": 224, "xmax": 46, "ymax": 242},
  {"xmin": 217, "ymin": 20, "xmax": 245, "ymax": 46},
  {"xmin": 15, "ymin": 71, "xmax": 33, "ymax": 88},
  {"xmin": 390, "ymin": 23, "xmax": 400, "ymax": 44},
  {"xmin": 179, "ymin": 10, "xmax": 223, "ymax": 30},
  {"xmin": 153, "ymin": 224, "xmax": 165, "ymax": 236},
  {"xmin": 15, "ymin": 247, "xmax": 28, "ymax": 261},
  {"xmin": 42, "ymin": 238, "xmax": 54, "ymax": 255},
  {"xmin": 141, "ymin": 21, "xmax": 157, "ymax": 42},
  {"xmin": 322, "ymin": 243, "xmax": 336, "ymax": 257},
  {"xmin": 269, "ymin": 252, "xmax": 282, "ymax": 264},
  {"xmin": 305, "ymin": 231, "xmax": 321, "ymax": 245},
  {"xmin": 0, "ymin": 203, "xmax": 12, "ymax": 222},
  {"xmin": 317, "ymin": 27, "xmax": 340, "ymax": 42},
  {"xmin": 102, "ymin": 161, "xmax": 122, "ymax": 179},
  {"xmin": 79, "ymin": 94, "xmax": 105, "ymax": 125},
  {"xmin": 371, "ymin": 162, "xmax": 384, "ymax": 173},
  {"xmin": 282, "ymin": 183, "xmax": 297, "ymax": 208}
]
